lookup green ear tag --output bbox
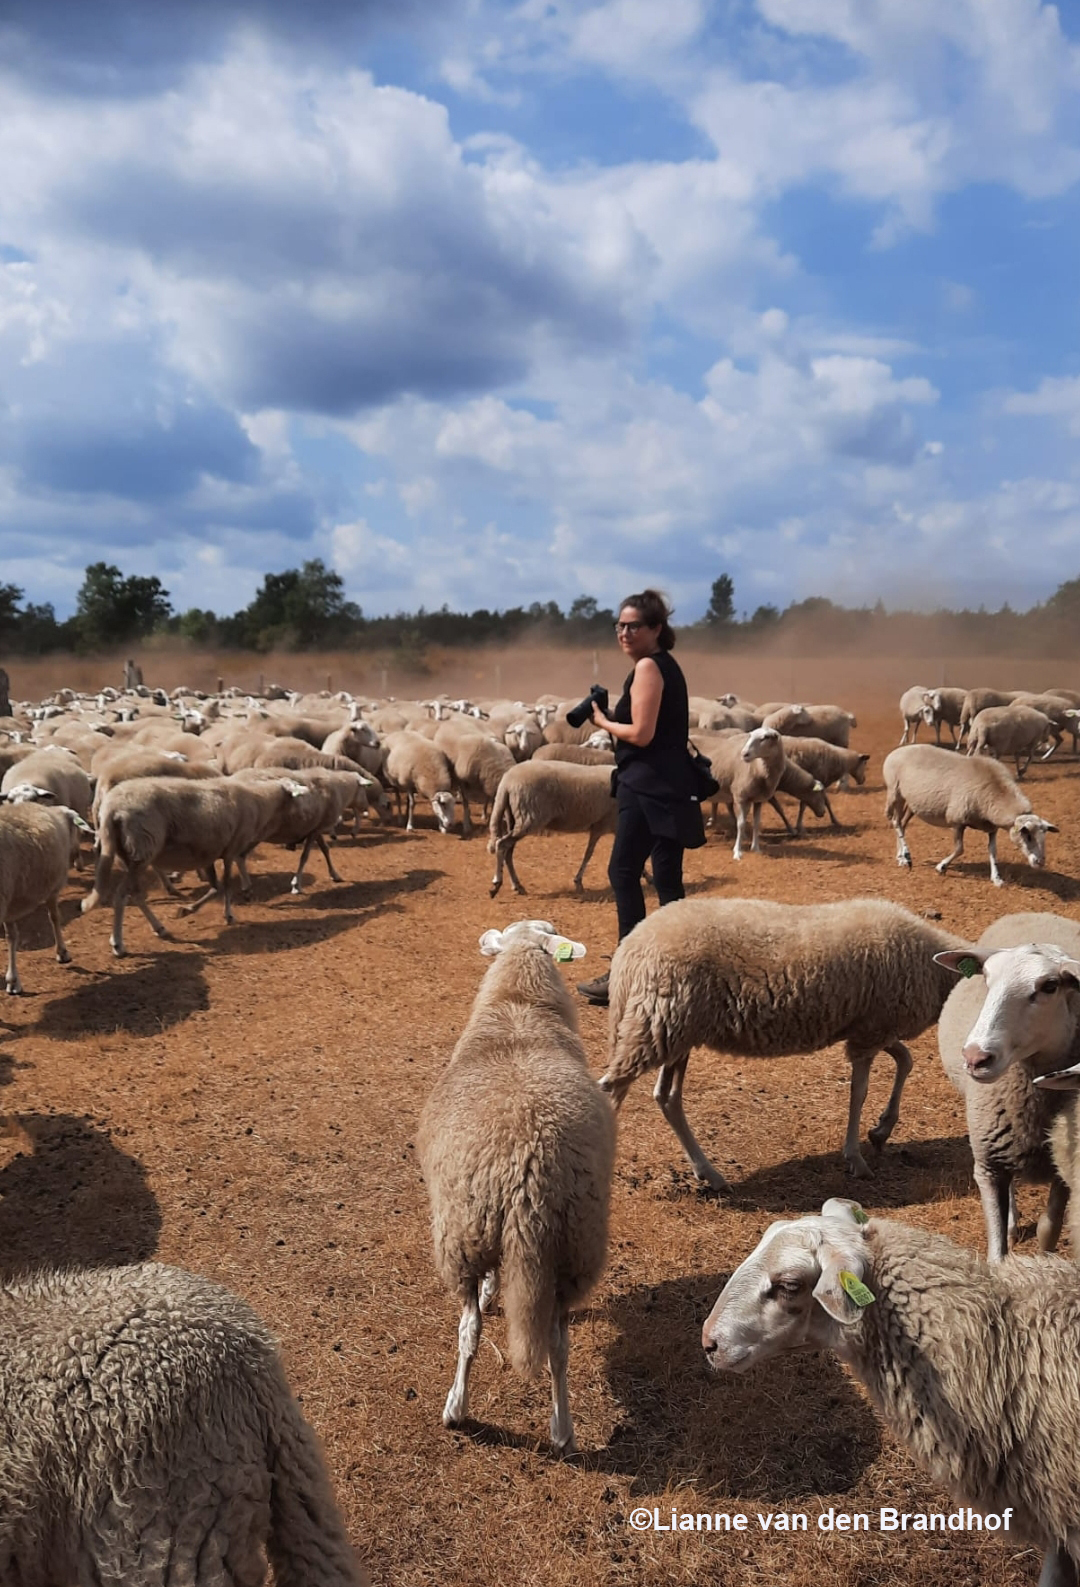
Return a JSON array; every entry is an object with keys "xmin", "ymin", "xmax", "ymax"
[
  {"xmin": 957, "ymin": 957, "xmax": 980, "ymax": 979},
  {"xmin": 553, "ymin": 941, "xmax": 574, "ymax": 962},
  {"xmin": 838, "ymin": 1270, "xmax": 875, "ymax": 1307},
  {"xmin": 850, "ymin": 1207, "xmax": 869, "ymax": 1226}
]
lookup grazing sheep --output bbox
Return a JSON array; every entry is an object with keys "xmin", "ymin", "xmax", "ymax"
[
  {"xmin": 433, "ymin": 722, "xmax": 515, "ymax": 837},
  {"xmin": 1010, "ymin": 692, "xmax": 1079, "ymax": 754},
  {"xmin": 83, "ymin": 775, "xmax": 309, "ymax": 954},
  {"xmin": 418, "ymin": 929, "xmax": 615, "ymax": 1452},
  {"xmin": 601, "ymin": 897, "xmax": 966, "ymax": 1186},
  {"xmin": 769, "ymin": 759, "xmax": 829, "ymax": 837},
  {"xmin": 0, "ymin": 802, "xmax": 85, "ymax": 993},
  {"xmin": 780, "ymin": 736, "xmax": 869, "ymax": 827},
  {"xmin": 967, "ymin": 705, "xmax": 1056, "ymax": 775},
  {"xmin": 959, "ymin": 687, "xmax": 1019, "ymax": 744},
  {"xmin": 487, "ymin": 761, "xmax": 617, "ymax": 898},
  {"xmin": 702, "ymin": 1199, "xmax": 1080, "ymax": 1587},
  {"xmin": 381, "ymin": 732, "xmax": 456, "ymax": 833},
  {"xmin": 0, "ymin": 1261, "xmax": 367, "ymax": 1586},
  {"xmin": 883, "ymin": 744, "xmax": 1057, "ymax": 887},
  {"xmin": 936, "ymin": 914, "xmax": 1080, "ymax": 1260},
  {"xmin": 898, "ymin": 685, "xmax": 935, "ymax": 745}
]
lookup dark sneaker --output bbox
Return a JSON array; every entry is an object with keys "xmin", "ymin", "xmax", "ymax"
[{"xmin": 576, "ymin": 972, "xmax": 610, "ymax": 1006}]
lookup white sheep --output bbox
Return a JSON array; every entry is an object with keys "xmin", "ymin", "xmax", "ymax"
[
  {"xmin": 883, "ymin": 744, "xmax": 1057, "ymax": 887},
  {"xmin": 966, "ymin": 704, "xmax": 1056, "ymax": 775},
  {"xmin": 765, "ymin": 703, "xmax": 856, "ymax": 748},
  {"xmin": 922, "ymin": 685, "xmax": 967, "ymax": 746},
  {"xmin": 0, "ymin": 1261, "xmax": 366, "ymax": 1585},
  {"xmin": 702, "ymin": 1198, "xmax": 1080, "ymax": 1587},
  {"xmin": 898, "ymin": 685, "xmax": 935, "ymax": 745},
  {"xmin": 433, "ymin": 721, "xmax": 515, "ymax": 837},
  {"xmin": 729, "ymin": 726, "xmax": 786, "ymax": 858},
  {"xmin": 0, "ymin": 802, "xmax": 86, "ymax": 993},
  {"xmin": 487, "ymin": 760, "xmax": 617, "ymax": 897},
  {"xmin": 959, "ymin": 687, "xmax": 1019, "ymax": 743},
  {"xmin": 381, "ymin": 731, "xmax": 456, "ymax": 833},
  {"xmin": 1, "ymin": 748, "xmax": 93, "ymax": 825},
  {"xmin": 779, "ymin": 736, "xmax": 869, "ymax": 827},
  {"xmin": 418, "ymin": 928, "xmax": 615, "ymax": 1453},
  {"xmin": 935, "ymin": 914, "xmax": 1080, "ymax": 1260},
  {"xmin": 600, "ymin": 897, "xmax": 968, "ymax": 1185}
]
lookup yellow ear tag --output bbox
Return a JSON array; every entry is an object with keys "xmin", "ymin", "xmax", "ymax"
[
  {"xmin": 553, "ymin": 941, "xmax": 574, "ymax": 962},
  {"xmin": 957, "ymin": 957, "xmax": 981, "ymax": 979},
  {"xmin": 850, "ymin": 1207, "xmax": 869, "ymax": 1226},
  {"xmin": 838, "ymin": 1270, "xmax": 875, "ymax": 1307}
]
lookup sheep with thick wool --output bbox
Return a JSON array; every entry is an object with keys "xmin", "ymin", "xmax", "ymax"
[
  {"xmin": 0, "ymin": 1261, "xmax": 366, "ymax": 1586},
  {"xmin": 433, "ymin": 720, "xmax": 515, "ymax": 836},
  {"xmin": 487, "ymin": 760, "xmax": 617, "ymax": 897},
  {"xmin": 702, "ymin": 1199, "xmax": 1080, "ymax": 1587},
  {"xmin": 380, "ymin": 731, "xmax": 457, "ymax": 833},
  {"xmin": 601, "ymin": 897, "xmax": 967, "ymax": 1186},
  {"xmin": 418, "ymin": 929, "xmax": 615, "ymax": 1453},
  {"xmin": 0, "ymin": 802, "xmax": 85, "ymax": 993}
]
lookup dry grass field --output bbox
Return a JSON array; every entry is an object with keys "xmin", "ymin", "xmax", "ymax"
[{"xmin": 3, "ymin": 655, "xmax": 1079, "ymax": 1586}]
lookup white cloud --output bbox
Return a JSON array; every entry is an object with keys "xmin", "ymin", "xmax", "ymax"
[{"xmin": 1004, "ymin": 374, "xmax": 1080, "ymax": 435}]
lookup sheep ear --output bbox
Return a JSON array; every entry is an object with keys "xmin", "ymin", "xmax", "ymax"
[
  {"xmin": 813, "ymin": 1247, "xmax": 874, "ymax": 1324},
  {"xmin": 1034, "ymin": 1060, "xmax": 1080, "ymax": 1092},
  {"xmin": 812, "ymin": 780, "xmax": 824, "ymax": 791},
  {"xmin": 1044, "ymin": 822, "xmax": 1060, "ymax": 834},
  {"xmin": 934, "ymin": 950, "xmax": 985, "ymax": 978},
  {"xmin": 821, "ymin": 1198, "xmax": 869, "ymax": 1226}
]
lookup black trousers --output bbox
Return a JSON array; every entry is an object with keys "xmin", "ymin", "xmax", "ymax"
[{"xmin": 608, "ymin": 791, "xmax": 685, "ymax": 941}]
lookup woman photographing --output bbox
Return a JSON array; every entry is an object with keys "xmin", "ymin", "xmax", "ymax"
[{"xmin": 576, "ymin": 588, "xmax": 705, "ymax": 1007}]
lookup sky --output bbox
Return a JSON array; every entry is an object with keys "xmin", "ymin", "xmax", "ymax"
[{"xmin": 2, "ymin": 0, "xmax": 1080, "ymax": 622}]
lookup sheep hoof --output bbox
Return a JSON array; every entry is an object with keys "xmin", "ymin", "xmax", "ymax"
[
  {"xmin": 442, "ymin": 1393, "xmax": 467, "ymax": 1428},
  {"xmin": 695, "ymin": 1164, "xmax": 731, "ymax": 1193},
  {"xmin": 5, "ymin": 982, "xmax": 23, "ymax": 997},
  {"xmin": 56, "ymin": 948, "xmax": 72, "ymax": 965},
  {"xmin": 867, "ymin": 1124, "xmax": 891, "ymax": 1152},
  {"xmin": 898, "ymin": 854, "xmax": 912, "ymax": 869},
  {"xmin": 845, "ymin": 1152, "xmax": 873, "ymax": 1179},
  {"xmin": 110, "ymin": 943, "xmax": 126, "ymax": 959},
  {"xmin": 992, "ymin": 875, "xmax": 1005, "ymax": 888}
]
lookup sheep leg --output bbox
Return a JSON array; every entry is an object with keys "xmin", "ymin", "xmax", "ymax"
[
  {"xmin": 221, "ymin": 857, "xmax": 236, "ymax": 924},
  {"xmin": 236, "ymin": 855, "xmax": 253, "ymax": 896},
  {"xmin": 290, "ymin": 834, "xmax": 317, "ymax": 894},
  {"xmin": 179, "ymin": 883, "xmax": 221, "ymax": 916},
  {"xmin": 749, "ymin": 803, "xmax": 763, "ymax": 854},
  {"xmin": 502, "ymin": 838, "xmax": 526, "ymax": 895},
  {"xmin": 654, "ymin": 1059, "xmax": 730, "ymax": 1191},
  {"xmin": 1008, "ymin": 1181, "xmax": 1019, "ymax": 1248},
  {"xmin": 405, "ymin": 791, "xmax": 416, "ymax": 832},
  {"xmin": 823, "ymin": 792, "xmax": 842, "ymax": 829},
  {"xmin": 459, "ymin": 791, "xmax": 473, "ymax": 839},
  {"xmin": 867, "ymin": 1039, "xmax": 913, "ymax": 1152},
  {"xmin": 45, "ymin": 893, "xmax": 71, "ymax": 966},
  {"xmin": 1038, "ymin": 1542, "xmax": 1078, "ymax": 1587},
  {"xmin": 442, "ymin": 1281, "xmax": 481, "ymax": 1428},
  {"xmin": 842, "ymin": 1045, "xmax": 878, "ymax": 1178},
  {"xmin": 935, "ymin": 826, "xmax": 965, "ymax": 875},
  {"xmin": 987, "ymin": 830, "xmax": 1004, "ymax": 888},
  {"xmin": 974, "ymin": 1162, "xmax": 1011, "ymax": 1262},
  {"xmin": 1038, "ymin": 1174, "xmax": 1070, "ymax": 1253},
  {"xmin": 152, "ymin": 866, "xmax": 184, "ymax": 898},
  {"xmin": 732, "ymin": 802, "xmax": 750, "ymax": 861},
  {"xmin": 478, "ymin": 1270, "xmax": 499, "ymax": 1312},
  {"xmin": 4, "ymin": 923, "xmax": 21, "ymax": 995},
  {"xmin": 769, "ymin": 796, "xmax": 796, "ymax": 836},
  {"xmin": 573, "ymin": 826, "xmax": 604, "ymax": 890},
  {"xmin": 549, "ymin": 1309, "xmax": 575, "ymax": 1454},
  {"xmin": 110, "ymin": 874, "xmax": 130, "ymax": 957},
  {"xmin": 316, "ymin": 833, "xmax": 343, "ymax": 882}
]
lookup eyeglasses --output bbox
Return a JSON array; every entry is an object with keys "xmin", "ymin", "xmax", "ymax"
[{"xmin": 614, "ymin": 621, "xmax": 645, "ymax": 635}]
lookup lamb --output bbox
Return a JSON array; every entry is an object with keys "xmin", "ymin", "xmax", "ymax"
[
  {"xmin": 600, "ymin": 896, "xmax": 967, "ymax": 1185},
  {"xmin": 83, "ymin": 775, "xmax": 310, "ymax": 954},
  {"xmin": 959, "ymin": 687, "xmax": 1019, "ymax": 743},
  {"xmin": 702, "ymin": 1198, "xmax": 1080, "ymax": 1587},
  {"xmin": 883, "ymin": 743, "xmax": 1057, "ymax": 886},
  {"xmin": 935, "ymin": 914, "xmax": 1080, "ymax": 1260},
  {"xmin": 0, "ymin": 802, "xmax": 86, "ymax": 993},
  {"xmin": 1, "ymin": 748, "xmax": 93, "ymax": 825},
  {"xmin": 433, "ymin": 721, "xmax": 515, "ymax": 837},
  {"xmin": 898, "ymin": 685, "xmax": 935, "ymax": 745},
  {"xmin": 417, "ymin": 928, "xmax": 615, "ymax": 1453},
  {"xmin": 0, "ymin": 1261, "xmax": 366, "ymax": 1586},
  {"xmin": 780, "ymin": 736, "xmax": 869, "ymax": 827},
  {"xmin": 966, "ymin": 705, "xmax": 1055, "ymax": 775},
  {"xmin": 487, "ymin": 761, "xmax": 617, "ymax": 897},
  {"xmin": 381, "ymin": 731, "xmax": 456, "ymax": 832}
]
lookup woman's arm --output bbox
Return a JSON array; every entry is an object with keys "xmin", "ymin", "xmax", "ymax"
[{"xmin": 593, "ymin": 656, "xmax": 663, "ymax": 746}]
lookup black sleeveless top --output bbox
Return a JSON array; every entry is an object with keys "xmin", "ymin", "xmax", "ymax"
[{"xmin": 611, "ymin": 649, "xmax": 694, "ymax": 803}]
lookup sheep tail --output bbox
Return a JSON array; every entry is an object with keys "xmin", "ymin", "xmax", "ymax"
[
  {"xmin": 80, "ymin": 813, "xmax": 118, "ymax": 914},
  {"xmin": 266, "ymin": 1391, "xmax": 368, "ymax": 1587},
  {"xmin": 487, "ymin": 777, "xmax": 513, "ymax": 854},
  {"xmin": 501, "ymin": 1153, "xmax": 556, "ymax": 1378}
]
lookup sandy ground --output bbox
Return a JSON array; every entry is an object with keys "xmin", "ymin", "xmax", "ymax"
[{"xmin": 2, "ymin": 683, "xmax": 1078, "ymax": 1587}]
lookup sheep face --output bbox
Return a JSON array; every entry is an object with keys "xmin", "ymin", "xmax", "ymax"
[
  {"xmin": 742, "ymin": 727, "xmax": 780, "ymax": 761},
  {"xmin": 850, "ymin": 754, "xmax": 870, "ymax": 785},
  {"xmin": 432, "ymin": 791, "xmax": 456, "ymax": 831},
  {"xmin": 1010, "ymin": 813, "xmax": 1057, "ymax": 868},
  {"xmin": 701, "ymin": 1201, "xmax": 872, "ymax": 1373},
  {"xmin": 944, "ymin": 943, "xmax": 1080, "ymax": 1084}
]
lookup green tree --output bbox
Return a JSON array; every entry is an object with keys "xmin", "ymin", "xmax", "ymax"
[
  {"xmin": 750, "ymin": 603, "xmax": 780, "ymax": 626},
  {"xmin": 233, "ymin": 559, "xmax": 361, "ymax": 649},
  {"xmin": 75, "ymin": 563, "xmax": 172, "ymax": 649},
  {"xmin": 705, "ymin": 573, "xmax": 735, "ymax": 625},
  {"xmin": 568, "ymin": 595, "xmax": 598, "ymax": 621},
  {"xmin": 0, "ymin": 583, "xmax": 24, "ymax": 649}
]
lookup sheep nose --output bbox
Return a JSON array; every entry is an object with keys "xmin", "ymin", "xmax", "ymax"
[
  {"xmin": 962, "ymin": 1043, "xmax": 997, "ymax": 1077},
  {"xmin": 701, "ymin": 1327, "xmax": 717, "ymax": 1353}
]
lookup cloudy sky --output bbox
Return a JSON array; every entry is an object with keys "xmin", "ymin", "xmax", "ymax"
[{"xmin": 2, "ymin": 0, "xmax": 1079, "ymax": 621}]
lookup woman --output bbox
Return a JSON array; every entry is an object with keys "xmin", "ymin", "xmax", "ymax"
[{"xmin": 576, "ymin": 589, "xmax": 704, "ymax": 1007}]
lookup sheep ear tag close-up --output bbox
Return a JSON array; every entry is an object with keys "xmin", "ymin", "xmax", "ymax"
[{"xmin": 478, "ymin": 924, "xmax": 587, "ymax": 960}]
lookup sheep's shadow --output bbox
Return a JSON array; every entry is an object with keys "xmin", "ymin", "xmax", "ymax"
[
  {"xmin": 0, "ymin": 1051, "xmax": 25, "ymax": 1086},
  {"xmin": 210, "ymin": 867, "xmax": 445, "ymax": 954},
  {"xmin": 703, "ymin": 1134, "xmax": 973, "ymax": 1216},
  {"xmin": 593, "ymin": 1274, "xmax": 880, "ymax": 1499},
  {"xmin": 0, "ymin": 1113, "xmax": 161, "ymax": 1278},
  {"xmin": 33, "ymin": 951, "xmax": 209, "ymax": 1039}
]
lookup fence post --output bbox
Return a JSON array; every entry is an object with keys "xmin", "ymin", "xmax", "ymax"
[{"xmin": 592, "ymin": 649, "xmax": 599, "ymax": 680}]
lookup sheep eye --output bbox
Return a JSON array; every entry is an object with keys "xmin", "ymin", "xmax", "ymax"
[
  {"xmin": 1042, "ymin": 980, "xmax": 1060, "ymax": 996},
  {"xmin": 772, "ymin": 1280, "xmax": 803, "ymax": 1299}
]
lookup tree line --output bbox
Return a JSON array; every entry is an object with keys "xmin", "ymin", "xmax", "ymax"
[{"xmin": 3, "ymin": 563, "xmax": 1080, "ymax": 658}]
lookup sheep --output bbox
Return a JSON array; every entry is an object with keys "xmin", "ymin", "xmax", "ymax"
[
  {"xmin": 83, "ymin": 775, "xmax": 310, "ymax": 954},
  {"xmin": 701, "ymin": 1198, "xmax": 1080, "ymax": 1587},
  {"xmin": 599, "ymin": 896, "xmax": 967, "ymax": 1186},
  {"xmin": 531, "ymin": 742, "xmax": 615, "ymax": 767},
  {"xmin": 321, "ymin": 722, "xmax": 380, "ymax": 761},
  {"xmin": 433, "ymin": 721, "xmax": 515, "ymax": 837},
  {"xmin": 898, "ymin": 684, "xmax": 935, "ymax": 745},
  {"xmin": 780, "ymin": 736, "xmax": 869, "ymax": 827},
  {"xmin": 935, "ymin": 914, "xmax": 1080, "ymax": 1260},
  {"xmin": 0, "ymin": 802, "xmax": 86, "ymax": 993},
  {"xmin": 883, "ymin": 744, "xmax": 1058, "ymax": 886},
  {"xmin": 765, "ymin": 703, "xmax": 857, "ymax": 748},
  {"xmin": 959, "ymin": 687, "xmax": 1019, "ymax": 743},
  {"xmin": 540, "ymin": 711, "xmax": 598, "ymax": 746},
  {"xmin": 487, "ymin": 760, "xmax": 617, "ymax": 898},
  {"xmin": 770, "ymin": 759, "xmax": 829, "ymax": 836},
  {"xmin": 1, "ymin": 748, "xmax": 93, "ymax": 825},
  {"xmin": 923, "ymin": 685, "xmax": 967, "ymax": 746},
  {"xmin": 233, "ymin": 767, "xmax": 386, "ymax": 892},
  {"xmin": 967, "ymin": 705, "xmax": 1056, "ymax": 775},
  {"xmin": 730, "ymin": 727, "xmax": 786, "ymax": 858},
  {"xmin": 381, "ymin": 731, "xmax": 456, "ymax": 833},
  {"xmin": 90, "ymin": 746, "xmax": 223, "ymax": 824},
  {"xmin": 417, "ymin": 928, "xmax": 615, "ymax": 1453},
  {"xmin": 503, "ymin": 718, "xmax": 544, "ymax": 760},
  {"xmin": 0, "ymin": 1261, "xmax": 367, "ymax": 1586},
  {"xmin": 1010, "ymin": 692, "xmax": 1079, "ymax": 752}
]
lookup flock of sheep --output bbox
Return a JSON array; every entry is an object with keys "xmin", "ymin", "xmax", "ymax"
[{"xmin": 2, "ymin": 670, "xmax": 1080, "ymax": 1584}]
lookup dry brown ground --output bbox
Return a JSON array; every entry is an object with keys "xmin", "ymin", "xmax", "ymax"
[{"xmin": 2, "ymin": 673, "xmax": 1079, "ymax": 1587}]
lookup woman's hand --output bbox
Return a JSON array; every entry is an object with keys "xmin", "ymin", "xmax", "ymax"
[{"xmin": 591, "ymin": 700, "xmax": 609, "ymax": 726}]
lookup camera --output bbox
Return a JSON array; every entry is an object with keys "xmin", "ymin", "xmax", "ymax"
[{"xmin": 565, "ymin": 683, "xmax": 609, "ymax": 729}]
